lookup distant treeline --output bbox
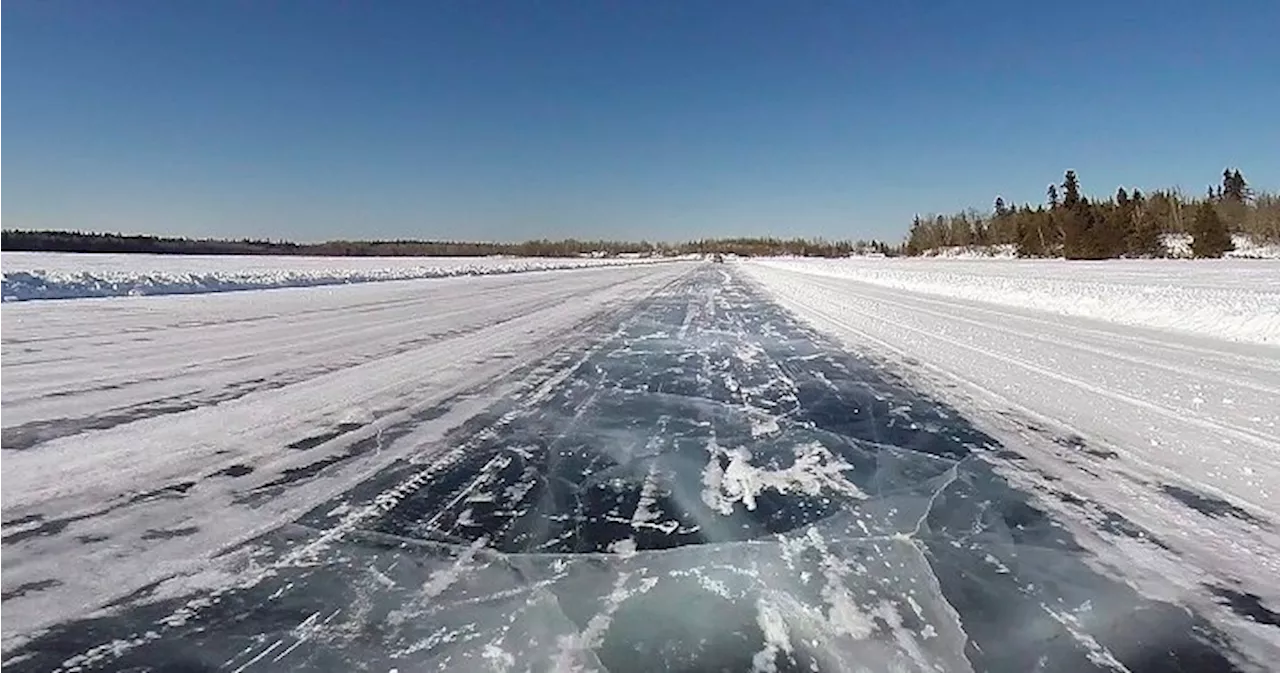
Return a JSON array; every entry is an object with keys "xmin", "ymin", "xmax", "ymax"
[
  {"xmin": 905, "ymin": 168, "xmax": 1279, "ymax": 259},
  {"xmin": 680, "ymin": 238, "xmax": 895, "ymax": 257},
  {"xmin": 1, "ymin": 230, "xmax": 897, "ymax": 258}
]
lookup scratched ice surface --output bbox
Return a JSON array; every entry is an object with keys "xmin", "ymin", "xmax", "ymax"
[{"xmin": 5, "ymin": 268, "xmax": 1242, "ymax": 673}]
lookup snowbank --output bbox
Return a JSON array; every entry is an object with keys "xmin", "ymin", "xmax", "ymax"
[
  {"xmin": 921, "ymin": 235, "xmax": 1280, "ymax": 260},
  {"xmin": 0, "ymin": 252, "xmax": 671, "ymax": 301},
  {"xmin": 750, "ymin": 257, "xmax": 1280, "ymax": 344},
  {"xmin": 918, "ymin": 244, "xmax": 1018, "ymax": 259},
  {"xmin": 1161, "ymin": 233, "xmax": 1280, "ymax": 259}
]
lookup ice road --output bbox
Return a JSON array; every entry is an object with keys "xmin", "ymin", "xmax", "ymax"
[{"xmin": 2, "ymin": 261, "xmax": 1277, "ymax": 672}]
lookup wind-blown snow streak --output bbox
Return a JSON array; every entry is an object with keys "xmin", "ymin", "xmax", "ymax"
[
  {"xmin": 752, "ymin": 257, "xmax": 1280, "ymax": 344},
  {"xmin": 1, "ymin": 252, "xmax": 678, "ymax": 301}
]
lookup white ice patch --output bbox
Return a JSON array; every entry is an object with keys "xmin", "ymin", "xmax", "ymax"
[
  {"xmin": 695, "ymin": 570, "xmax": 734, "ymax": 600},
  {"xmin": 482, "ymin": 642, "xmax": 516, "ymax": 673},
  {"xmin": 607, "ymin": 538, "xmax": 638, "ymax": 558},
  {"xmin": 983, "ymin": 553, "xmax": 1012, "ymax": 574},
  {"xmin": 748, "ymin": 411, "xmax": 781, "ymax": 438},
  {"xmin": 386, "ymin": 536, "xmax": 489, "ymax": 629},
  {"xmin": 735, "ymin": 341, "xmax": 767, "ymax": 366},
  {"xmin": 631, "ymin": 461, "xmax": 662, "ymax": 527},
  {"xmin": 421, "ymin": 540, "xmax": 486, "ymax": 600},
  {"xmin": 701, "ymin": 439, "xmax": 866, "ymax": 516},
  {"xmin": 2, "ymin": 517, "xmax": 48, "ymax": 538},
  {"xmin": 1043, "ymin": 604, "xmax": 1129, "ymax": 671},
  {"xmin": 751, "ymin": 598, "xmax": 793, "ymax": 673}
]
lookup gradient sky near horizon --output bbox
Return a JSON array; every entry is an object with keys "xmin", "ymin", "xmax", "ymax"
[{"xmin": 5, "ymin": 1, "xmax": 1278, "ymax": 242}]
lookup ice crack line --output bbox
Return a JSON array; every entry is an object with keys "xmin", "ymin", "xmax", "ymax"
[{"xmin": 904, "ymin": 459, "xmax": 963, "ymax": 541}]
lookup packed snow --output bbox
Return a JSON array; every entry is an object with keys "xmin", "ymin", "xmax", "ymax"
[
  {"xmin": 751, "ymin": 257, "xmax": 1280, "ymax": 344},
  {"xmin": 0, "ymin": 252, "xmax": 674, "ymax": 301}
]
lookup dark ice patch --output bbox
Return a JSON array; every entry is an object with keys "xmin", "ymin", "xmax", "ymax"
[
  {"xmin": 127, "ymin": 481, "xmax": 196, "ymax": 504},
  {"xmin": 1093, "ymin": 505, "xmax": 1174, "ymax": 551},
  {"xmin": 244, "ymin": 452, "xmax": 357, "ymax": 496},
  {"xmin": 2, "ymin": 511, "xmax": 97, "ymax": 544},
  {"xmin": 140, "ymin": 526, "xmax": 199, "ymax": 541},
  {"xmin": 2, "ymin": 578, "xmax": 63, "ymax": 602},
  {"xmin": 0, "ymin": 395, "xmax": 203, "ymax": 451},
  {"xmin": 1209, "ymin": 586, "xmax": 1280, "ymax": 627},
  {"xmin": 1053, "ymin": 434, "xmax": 1118, "ymax": 459},
  {"xmin": 237, "ymin": 404, "xmax": 453, "ymax": 505},
  {"xmin": 43, "ymin": 381, "xmax": 126, "ymax": 397},
  {"xmin": 1161, "ymin": 484, "xmax": 1265, "ymax": 525},
  {"xmin": 992, "ymin": 448, "xmax": 1027, "ymax": 461},
  {"xmin": 1052, "ymin": 489, "xmax": 1088, "ymax": 507},
  {"xmin": 105, "ymin": 577, "xmax": 174, "ymax": 609},
  {"xmin": 2, "ymin": 513, "xmax": 45, "ymax": 527},
  {"xmin": 0, "ymin": 377, "xmax": 295, "ymax": 451},
  {"xmin": 212, "ymin": 463, "xmax": 255, "ymax": 478},
  {"xmin": 287, "ymin": 423, "xmax": 365, "ymax": 450}
]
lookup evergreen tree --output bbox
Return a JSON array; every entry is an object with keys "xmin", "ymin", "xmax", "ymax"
[
  {"xmin": 1016, "ymin": 215, "xmax": 1041, "ymax": 257},
  {"xmin": 896, "ymin": 168, "xmax": 1278, "ymax": 258},
  {"xmin": 1062, "ymin": 170, "xmax": 1082, "ymax": 209},
  {"xmin": 1190, "ymin": 201, "xmax": 1234, "ymax": 258},
  {"xmin": 1060, "ymin": 171, "xmax": 1096, "ymax": 258},
  {"xmin": 1219, "ymin": 168, "xmax": 1249, "ymax": 230},
  {"xmin": 1124, "ymin": 190, "xmax": 1163, "ymax": 257},
  {"xmin": 906, "ymin": 216, "xmax": 926, "ymax": 256},
  {"xmin": 1223, "ymin": 168, "xmax": 1248, "ymax": 202}
]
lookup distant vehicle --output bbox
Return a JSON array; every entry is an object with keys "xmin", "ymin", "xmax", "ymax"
[{"xmin": 711, "ymin": 253, "xmax": 725, "ymax": 263}]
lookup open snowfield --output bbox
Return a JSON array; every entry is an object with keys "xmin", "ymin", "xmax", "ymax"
[
  {"xmin": 0, "ymin": 252, "xmax": 671, "ymax": 301},
  {"xmin": 3, "ymin": 257, "xmax": 1279, "ymax": 672}
]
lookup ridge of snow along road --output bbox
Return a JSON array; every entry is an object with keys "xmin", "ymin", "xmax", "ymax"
[
  {"xmin": 751, "ymin": 257, "xmax": 1280, "ymax": 344},
  {"xmin": 0, "ymin": 252, "xmax": 685, "ymax": 301}
]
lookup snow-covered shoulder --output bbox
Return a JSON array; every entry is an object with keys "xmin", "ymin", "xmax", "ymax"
[{"xmin": 747, "ymin": 257, "xmax": 1280, "ymax": 344}]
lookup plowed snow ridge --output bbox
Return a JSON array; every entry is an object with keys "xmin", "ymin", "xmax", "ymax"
[{"xmin": 1, "ymin": 252, "xmax": 678, "ymax": 301}]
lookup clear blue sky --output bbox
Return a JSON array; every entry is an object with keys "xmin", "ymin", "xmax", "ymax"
[{"xmin": 5, "ymin": 1, "xmax": 1278, "ymax": 243}]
